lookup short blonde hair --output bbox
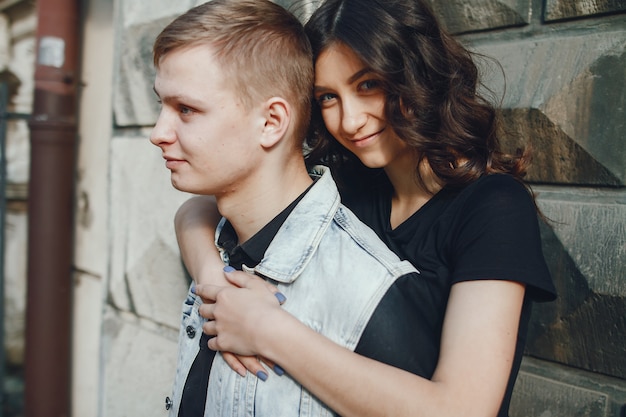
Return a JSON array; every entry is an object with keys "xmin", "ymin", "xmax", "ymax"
[{"xmin": 153, "ymin": 0, "xmax": 314, "ymax": 141}]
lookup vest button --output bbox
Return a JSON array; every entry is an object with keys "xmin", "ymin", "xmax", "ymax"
[{"xmin": 186, "ymin": 325, "xmax": 196, "ymax": 338}]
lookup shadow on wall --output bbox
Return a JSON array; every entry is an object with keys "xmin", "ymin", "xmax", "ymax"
[{"xmin": 527, "ymin": 220, "xmax": 626, "ymax": 380}]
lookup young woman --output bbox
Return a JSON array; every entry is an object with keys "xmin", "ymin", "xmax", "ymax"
[{"xmin": 179, "ymin": 0, "xmax": 556, "ymax": 415}]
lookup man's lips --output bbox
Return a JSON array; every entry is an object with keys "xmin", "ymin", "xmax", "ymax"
[{"xmin": 163, "ymin": 156, "xmax": 185, "ymax": 169}]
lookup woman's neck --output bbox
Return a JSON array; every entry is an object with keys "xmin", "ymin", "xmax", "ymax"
[{"xmin": 385, "ymin": 155, "xmax": 442, "ymax": 229}]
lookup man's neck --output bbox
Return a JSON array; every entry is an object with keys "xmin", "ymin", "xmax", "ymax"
[{"xmin": 216, "ymin": 160, "xmax": 313, "ymax": 244}]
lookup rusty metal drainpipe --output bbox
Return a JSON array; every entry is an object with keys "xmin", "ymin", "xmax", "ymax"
[{"xmin": 24, "ymin": 0, "xmax": 80, "ymax": 416}]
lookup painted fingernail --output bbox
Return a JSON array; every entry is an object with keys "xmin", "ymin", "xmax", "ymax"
[
  {"xmin": 274, "ymin": 292, "xmax": 287, "ymax": 304},
  {"xmin": 256, "ymin": 370, "xmax": 268, "ymax": 381},
  {"xmin": 223, "ymin": 265, "xmax": 235, "ymax": 273},
  {"xmin": 273, "ymin": 364, "xmax": 285, "ymax": 376},
  {"xmin": 190, "ymin": 284, "xmax": 196, "ymax": 294}
]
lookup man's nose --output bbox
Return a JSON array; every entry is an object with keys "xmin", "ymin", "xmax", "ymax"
[{"xmin": 149, "ymin": 112, "xmax": 175, "ymax": 147}]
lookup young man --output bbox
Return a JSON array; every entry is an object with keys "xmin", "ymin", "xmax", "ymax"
[{"xmin": 150, "ymin": 1, "xmax": 417, "ymax": 416}]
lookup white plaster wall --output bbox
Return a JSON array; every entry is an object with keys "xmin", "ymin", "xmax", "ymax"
[{"xmin": 71, "ymin": 0, "xmax": 114, "ymax": 414}]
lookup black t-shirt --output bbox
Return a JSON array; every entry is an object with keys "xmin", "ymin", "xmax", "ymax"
[{"xmin": 342, "ymin": 172, "xmax": 556, "ymax": 417}]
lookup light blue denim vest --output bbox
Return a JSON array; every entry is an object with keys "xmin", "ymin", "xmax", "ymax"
[{"xmin": 167, "ymin": 166, "xmax": 418, "ymax": 416}]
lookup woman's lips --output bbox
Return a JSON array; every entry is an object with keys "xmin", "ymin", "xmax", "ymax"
[{"xmin": 350, "ymin": 128, "xmax": 384, "ymax": 148}]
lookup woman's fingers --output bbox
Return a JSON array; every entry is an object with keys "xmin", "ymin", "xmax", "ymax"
[
  {"xmin": 220, "ymin": 351, "xmax": 284, "ymax": 381},
  {"xmin": 196, "ymin": 267, "xmax": 287, "ymax": 357},
  {"xmin": 194, "ymin": 283, "xmax": 223, "ymax": 303},
  {"xmin": 199, "ymin": 299, "xmax": 215, "ymax": 320},
  {"xmin": 220, "ymin": 352, "xmax": 258, "ymax": 378},
  {"xmin": 222, "ymin": 267, "xmax": 286, "ymax": 304},
  {"xmin": 260, "ymin": 357, "xmax": 286, "ymax": 377}
]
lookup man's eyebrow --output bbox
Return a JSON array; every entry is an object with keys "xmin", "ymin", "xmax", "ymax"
[
  {"xmin": 152, "ymin": 87, "xmax": 189, "ymax": 103},
  {"xmin": 151, "ymin": 89, "xmax": 207, "ymax": 110}
]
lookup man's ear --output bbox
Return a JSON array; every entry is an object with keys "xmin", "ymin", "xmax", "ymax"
[{"xmin": 260, "ymin": 97, "xmax": 290, "ymax": 149}]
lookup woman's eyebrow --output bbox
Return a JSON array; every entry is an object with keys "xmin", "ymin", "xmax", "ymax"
[
  {"xmin": 347, "ymin": 68, "xmax": 374, "ymax": 84},
  {"xmin": 314, "ymin": 68, "xmax": 375, "ymax": 92}
]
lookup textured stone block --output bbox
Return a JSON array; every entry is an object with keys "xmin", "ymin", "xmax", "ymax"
[
  {"xmin": 477, "ymin": 30, "xmax": 626, "ymax": 185},
  {"xmin": 430, "ymin": 0, "xmax": 530, "ymax": 34},
  {"xmin": 526, "ymin": 187, "xmax": 626, "ymax": 379},
  {"xmin": 109, "ymin": 136, "xmax": 191, "ymax": 328},
  {"xmin": 101, "ymin": 308, "xmax": 178, "ymax": 417},
  {"xmin": 512, "ymin": 373, "xmax": 607, "ymax": 417},
  {"xmin": 113, "ymin": 0, "xmax": 205, "ymax": 127},
  {"xmin": 511, "ymin": 357, "xmax": 626, "ymax": 417},
  {"xmin": 545, "ymin": 0, "xmax": 626, "ymax": 21},
  {"xmin": 501, "ymin": 108, "xmax": 622, "ymax": 185},
  {"xmin": 114, "ymin": 19, "xmax": 165, "ymax": 126},
  {"xmin": 126, "ymin": 237, "xmax": 191, "ymax": 328}
]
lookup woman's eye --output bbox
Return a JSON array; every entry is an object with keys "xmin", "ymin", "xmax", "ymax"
[
  {"xmin": 316, "ymin": 93, "xmax": 336, "ymax": 104},
  {"xmin": 360, "ymin": 79, "xmax": 380, "ymax": 91}
]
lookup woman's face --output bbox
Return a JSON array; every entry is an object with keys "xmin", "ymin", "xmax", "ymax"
[{"xmin": 314, "ymin": 43, "xmax": 409, "ymax": 169}]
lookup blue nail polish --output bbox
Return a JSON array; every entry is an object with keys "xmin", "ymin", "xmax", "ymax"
[
  {"xmin": 256, "ymin": 370, "xmax": 268, "ymax": 381},
  {"xmin": 190, "ymin": 284, "xmax": 196, "ymax": 294},
  {"xmin": 223, "ymin": 265, "xmax": 235, "ymax": 273},
  {"xmin": 273, "ymin": 364, "xmax": 285, "ymax": 376},
  {"xmin": 274, "ymin": 292, "xmax": 287, "ymax": 304}
]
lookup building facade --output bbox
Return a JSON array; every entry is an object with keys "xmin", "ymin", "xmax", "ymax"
[{"xmin": 0, "ymin": 0, "xmax": 624, "ymax": 415}]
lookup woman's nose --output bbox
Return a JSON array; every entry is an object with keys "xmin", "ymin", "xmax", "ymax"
[{"xmin": 341, "ymin": 100, "xmax": 367, "ymax": 135}]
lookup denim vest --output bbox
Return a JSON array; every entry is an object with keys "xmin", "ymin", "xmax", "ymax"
[{"xmin": 167, "ymin": 166, "xmax": 418, "ymax": 416}]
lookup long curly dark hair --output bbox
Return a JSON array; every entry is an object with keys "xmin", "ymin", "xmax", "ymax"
[{"xmin": 304, "ymin": 0, "xmax": 530, "ymax": 192}]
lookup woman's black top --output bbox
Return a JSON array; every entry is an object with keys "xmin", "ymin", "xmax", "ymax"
[{"xmin": 339, "ymin": 172, "xmax": 556, "ymax": 417}]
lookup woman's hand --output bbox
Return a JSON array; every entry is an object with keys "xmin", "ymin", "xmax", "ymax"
[
  {"xmin": 197, "ymin": 267, "xmax": 287, "ymax": 376},
  {"xmin": 219, "ymin": 352, "xmax": 285, "ymax": 380}
]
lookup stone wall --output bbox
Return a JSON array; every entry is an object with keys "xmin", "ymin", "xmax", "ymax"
[
  {"xmin": 104, "ymin": 0, "xmax": 626, "ymax": 415},
  {"xmin": 428, "ymin": 0, "xmax": 626, "ymax": 415}
]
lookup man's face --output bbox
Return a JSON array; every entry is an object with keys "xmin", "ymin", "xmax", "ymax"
[{"xmin": 150, "ymin": 44, "xmax": 265, "ymax": 196}]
